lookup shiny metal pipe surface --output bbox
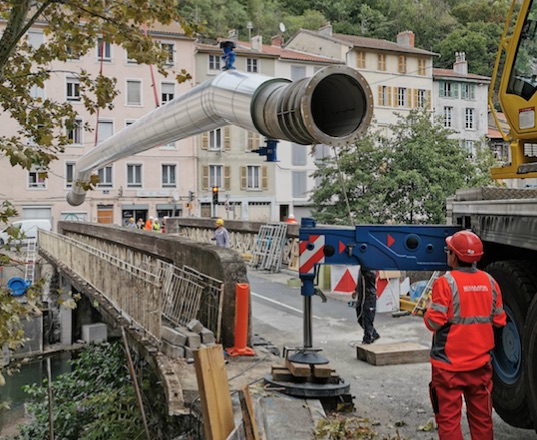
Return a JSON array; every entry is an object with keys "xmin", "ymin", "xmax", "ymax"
[{"xmin": 67, "ymin": 65, "xmax": 373, "ymax": 206}]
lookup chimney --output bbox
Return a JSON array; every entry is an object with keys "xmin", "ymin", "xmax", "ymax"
[
  {"xmin": 271, "ymin": 34, "xmax": 284, "ymax": 47},
  {"xmin": 453, "ymin": 51, "xmax": 468, "ymax": 75},
  {"xmin": 397, "ymin": 30, "xmax": 415, "ymax": 47},
  {"xmin": 319, "ymin": 23, "xmax": 333, "ymax": 37},
  {"xmin": 251, "ymin": 35, "xmax": 263, "ymax": 52}
]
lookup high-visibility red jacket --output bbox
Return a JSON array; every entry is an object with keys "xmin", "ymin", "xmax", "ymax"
[{"xmin": 424, "ymin": 268, "xmax": 506, "ymax": 371}]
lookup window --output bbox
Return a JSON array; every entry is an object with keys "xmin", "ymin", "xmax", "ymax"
[
  {"xmin": 28, "ymin": 166, "xmax": 47, "ymax": 189},
  {"xmin": 291, "ymin": 66, "xmax": 306, "ymax": 81},
  {"xmin": 30, "ymin": 84, "xmax": 45, "ymax": 100},
  {"xmin": 377, "ymin": 54, "xmax": 386, "ymax": 71},
  {"xmin": 461, "ymin": 83, "xmax": 475, "ymax": 100},
  {"xmin": 209, "ymin": 55, "xmax": 221, "ymax": 71},
  {"xmin": 356, "ymin": 51, "xmax": 366, "ymax": 69},
  {"xmin": 161, "ymin": 82, "xmax": 175, "ymax": 105},
  {"xmin": 397, "ymin": 87, "xmax": 408, "ymax": 107},
  {"xmin": 416, "ymin": 89, "xmax": 427, "ymax": 108},
  {"xmin": 464, "ymin": 140, "xmax": 476, "ymax": 157},
  {"xmin": 292, "ymin": 143, "xmax": 307, "ymax": 166},
  {"xmin": 247, "ymin": 166, "xmax": 261, "ymax": 189},
  {"xmin": 418, "ymin": 59, "xmax": 426, "ymax": 76},
  {"xmin": 246, "ymin": 58, "xmax": 258, "ymax": 73},
  {"xmin": 209, "ymin": 128, "xmax": 222, "ymax": 151},
  {"xmin": 126, "ymin": 80, "xmax": 142, "ymax": 105},
  {"xmin": 65, "ymin": 162, "xmax": 75, "ymax": 188},
  {"xmin": 292, "ymin": 171, "xmax": 307, "ymax": 198},
  {"xmin": 209, "ymin": 165, "xmax": 223, "ymax": 188},
  {"xmin": 444, "ymin": 106, "xmax": 453, "ymax": 128},
  {"xmin": 378, "ymin": 86, "xmax": 390, "ymax": 106},
  {"xmin": 465, "ymin": 108, "xmax": 475, "ymax": 129},
  {"xmin": 27, "ymin": 31, "xmax": 43, "ymax": 49},
  {"xmin": 440, "ymin": 81, "xmax": 458, "ymax": 98},
  {"xmin": 97, "ymin": 166, "xmax": 113, "ymax": 187},
  {"xmin": 127, "ymin": 164, "xmax": 142, "ymax": 187},
  {"xmin": 97, "ymin": 120, "xmax": 113, "ymax": 144},
  {"xmin": 97, "ymin": 38, "xmax": 111, "ymax": 61},
  {"xmin": 162, "ymin": 164, "xmax": 176, "ymax": 188},
  {"xmin": 66, "ymin": 118, "xmax": 83, "ymax": 145},
  {"xmin": 66, "ymin": 77, "xmax": 80, "ymax": 101},
  {"xmin": 398, "ymin": 55, "xmax": 406, "ymax": 73},
  {"xmin": 161, "ymin": 42, "xmax": 174, "ymax": 65},
  {"xmin": 247, "ymin": 131, "xmax": 261, "ymax": 151}
]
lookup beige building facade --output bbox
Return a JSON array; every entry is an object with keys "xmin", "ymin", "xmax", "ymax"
[{"xmin": 0, "ymin": 21, "xmax": 196, "ymax": 228}]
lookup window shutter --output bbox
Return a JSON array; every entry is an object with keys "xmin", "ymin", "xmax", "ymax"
[
  {"xmin": 393, "ymin": 88, "xmax": 399, "ymax": 107},
  {"xmin": 261, "ymin": 166, "xmax": 268, "ymax": 190},
  {"xmin": 201, "ymin": 133, "xmax": 208, "ymax": 150},
  {"xmin": 453, "ymin": 83, "xmax": 459, "ymax": 99},
  {"xmin": 413, "ymin": 89, "xmax": 418, "ymax": 108},
  {"xmin": 224, "ymin": 126, "xmax": 231, "ymax": 151},
  {"xmin": 387, "ymin": 87, "xmax": 392, "ymax": 107},
  {"xmin": 427, "ymin": 90, "xmax": 431, "ymax": 109},
  {"xmin": 377, "ymin": 86, "xmax": 382, "ymax": 105},
  {"xmin": 240, "ymin": 166, "xmax": 247, "ymax": 190},
  {"xmin": 224, "ymin": 165, "xmax": 231, "ymax": 190},
  {"xmin": 202, "ymin": 165, "xmax": 209, "ymax": 189}
]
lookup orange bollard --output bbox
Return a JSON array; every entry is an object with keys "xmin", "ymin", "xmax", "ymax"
[{"xmin": 227, "ymin": 283, "xmax": 255, "ymax": 357}]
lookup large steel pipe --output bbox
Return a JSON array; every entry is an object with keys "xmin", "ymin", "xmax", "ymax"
[{"xmin": 67, "ymin": 65, "xmax": 373, "ymax": 206}]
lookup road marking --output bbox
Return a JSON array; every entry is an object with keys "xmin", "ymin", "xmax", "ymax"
[{"xmin": 251, "ymin": 291, "xmax": 324, "ymax": 320}]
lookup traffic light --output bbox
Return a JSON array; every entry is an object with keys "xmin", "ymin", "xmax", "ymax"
[
  {"xmin": 189, "ymin": 191, "xmax": 194, "ymax": 202},
  {"xmin": 212, "ymin": 186, "xmax": 219, "ymax": 204}
]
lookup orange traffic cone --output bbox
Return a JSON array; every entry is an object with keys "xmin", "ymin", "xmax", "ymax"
[{"xmin": 227, "ymin": 283, "xmax": 255, "ymax": 357}]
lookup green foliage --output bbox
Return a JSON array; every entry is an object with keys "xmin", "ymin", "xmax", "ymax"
[
  {"xmin": 15, "ymin": 341, "xmax": 185, "ymax": 439},
  {"xmin": 17, "ymin": 343, "xmax": 141, "ymax": 440},
  {"xmin": 311, "ymin": 109, "xmax": 497, "ymax": 225},
  {"xmin": 313, "ymin": 414, "xmax": 408, "ymax": 439}
]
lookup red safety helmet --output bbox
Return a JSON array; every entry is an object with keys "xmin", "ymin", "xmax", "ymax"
[{"xmin": 445, "ymin": 230, "xmax": 484, "ymax": 263}]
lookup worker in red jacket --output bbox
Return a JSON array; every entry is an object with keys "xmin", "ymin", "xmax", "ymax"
[{"xmin": 424, "ymin": 230, "xmax": 506, "ymax": 440}]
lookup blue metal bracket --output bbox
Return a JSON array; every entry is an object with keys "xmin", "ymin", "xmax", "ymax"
[
  {"xmin": 253, "ymin": 139, "xmax": 278, "ymax": 162},
  {"xmin": 220, "ymin": 41, "xmax": 236, "ymax": 70},
  {"xmin": 298, "ymin": 217, "xmax": 461, "ymax": 297}
]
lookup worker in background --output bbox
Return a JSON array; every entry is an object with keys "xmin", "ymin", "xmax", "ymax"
[
  {"xmin": 144, "ymin": 216, "xmax": 153, "ymax": 231},
  {"xmin": 352, "ymin": 268, "xmax": 380, "ymax": 344},
  {"xmin": 153, "ymin": 218, "xmax": 161, "ymax": 232},
  {"xmin": 211, "ymin": 218, "xmax": 230, "ymax": 247},
  {"xmin": 286, "ymin": 213, "xmax": 298, "ymax": 224},
  {"xmin": 136, "ymin": 218, "xmax": 145, "ymax": 229},
  {"xmin": 126, "ymin": 217, "xmax": 136, "ymax": 228},
  {"xmin": 162, "ymin": 216, "xmax": 168, "ymax": 233},
  {"xmin": 424, "ymin": 230, "xmax": 506, "ymax": 440}
]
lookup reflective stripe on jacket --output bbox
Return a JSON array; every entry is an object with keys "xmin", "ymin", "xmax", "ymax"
[{"xmin": 424, "ymin": 268, "xmax": 506, "ymax": 371}]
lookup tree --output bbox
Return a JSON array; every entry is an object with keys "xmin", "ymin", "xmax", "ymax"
[
  {"xmin": 0, "ymin": 0, "xmax": 192, "ymax": 385},
  {"xmin": 384, "ymin": 109, "xmax": 496, "ymax": 224},
  {"xmin": 310, "ymin": 132, "xmax": 392, "ymax": 225},
  {"xmin": 310, "ymin": 109, "xmax": 496, "ymax": 225}
]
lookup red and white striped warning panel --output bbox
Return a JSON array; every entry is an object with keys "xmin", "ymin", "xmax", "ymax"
[{"xmin": 299, "ymin": 235, "xmax": 325, "ymax": 274}]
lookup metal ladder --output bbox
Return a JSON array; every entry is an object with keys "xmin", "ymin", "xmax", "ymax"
[
  {"xmin": 411, "ymin": 271, "xmax": 443, "ymax": 315},
  {"xmin": 24, "ymin": 236, "xmax": 38, "ymax": 285},
  {"xmin": 250, "ymin": 223, "xmax": 288, "ymax": 272}
]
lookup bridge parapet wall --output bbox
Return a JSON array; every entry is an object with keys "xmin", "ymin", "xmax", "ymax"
[
  {"xmin": 166, "ymin": 217, "xmax": 299, "ymax": 268},
  {"xmin": 55, "ymin": 221, "xmax": 248, "ymax": 348}
]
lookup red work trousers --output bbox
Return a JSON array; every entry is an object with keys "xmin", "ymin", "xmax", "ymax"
[{"xmin": 429, "ymin": 363, "xmax": 493, "ymax": 440}]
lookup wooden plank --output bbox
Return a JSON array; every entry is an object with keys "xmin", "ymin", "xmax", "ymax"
[
  {"xmin": 271, "ymin": 367, "xmax": 294, "ymax": 382},
  {"xmin": 238, "ymin": 386, "xmax": 260, "ymax": 440},
  {"xmin": 312, "ymin": 364, "xmax": 333, "ymax": 378},
  {"xmin": 285, "ymin": 359, "xmax": 311, "ymax": 377},
  {"xmin": 193, "ymin": 345, "xmax": 235, "ymax": 440},
  {"xmin": 356, "ymin": 341, "xmax": 430, "ymax": 366}
]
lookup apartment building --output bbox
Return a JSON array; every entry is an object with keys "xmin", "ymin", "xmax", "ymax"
[
  {"xmin": 433, "ymin": 52, "xmax": 491, "ymax": 156},
  {"xmin": 285, "ymin": 25, "xmax": 437, "ymax": 136},
  {"xmin": 0, "ymin": 21, "xmax": 196, "ymax": 227},
  {"xmin": 194, "ymin": 36, "xmax": 343, "ymax": 221}
]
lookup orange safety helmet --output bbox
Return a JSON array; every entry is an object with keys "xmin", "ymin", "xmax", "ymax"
[{"xmin": 445, "ymin": 230, "xmax": 484, "ymax": 263}]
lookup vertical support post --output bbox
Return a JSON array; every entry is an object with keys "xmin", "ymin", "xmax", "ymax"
[
  {"xmin": 227, "ymin": 283, "xmax": 255, "ymax": 356},
  {"xmin": 59, "ymin": 281, "xmax": 73, "ymax": 347}
]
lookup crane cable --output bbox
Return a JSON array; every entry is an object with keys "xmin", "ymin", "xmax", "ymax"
[{"xmin": 331, "ymin": 146, "xmax": 354, "ymax": 226}]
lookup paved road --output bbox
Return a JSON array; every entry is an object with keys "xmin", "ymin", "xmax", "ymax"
[{"xmin": 248, "ymin": 269, "xmax": 537, "ymax": 440}]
